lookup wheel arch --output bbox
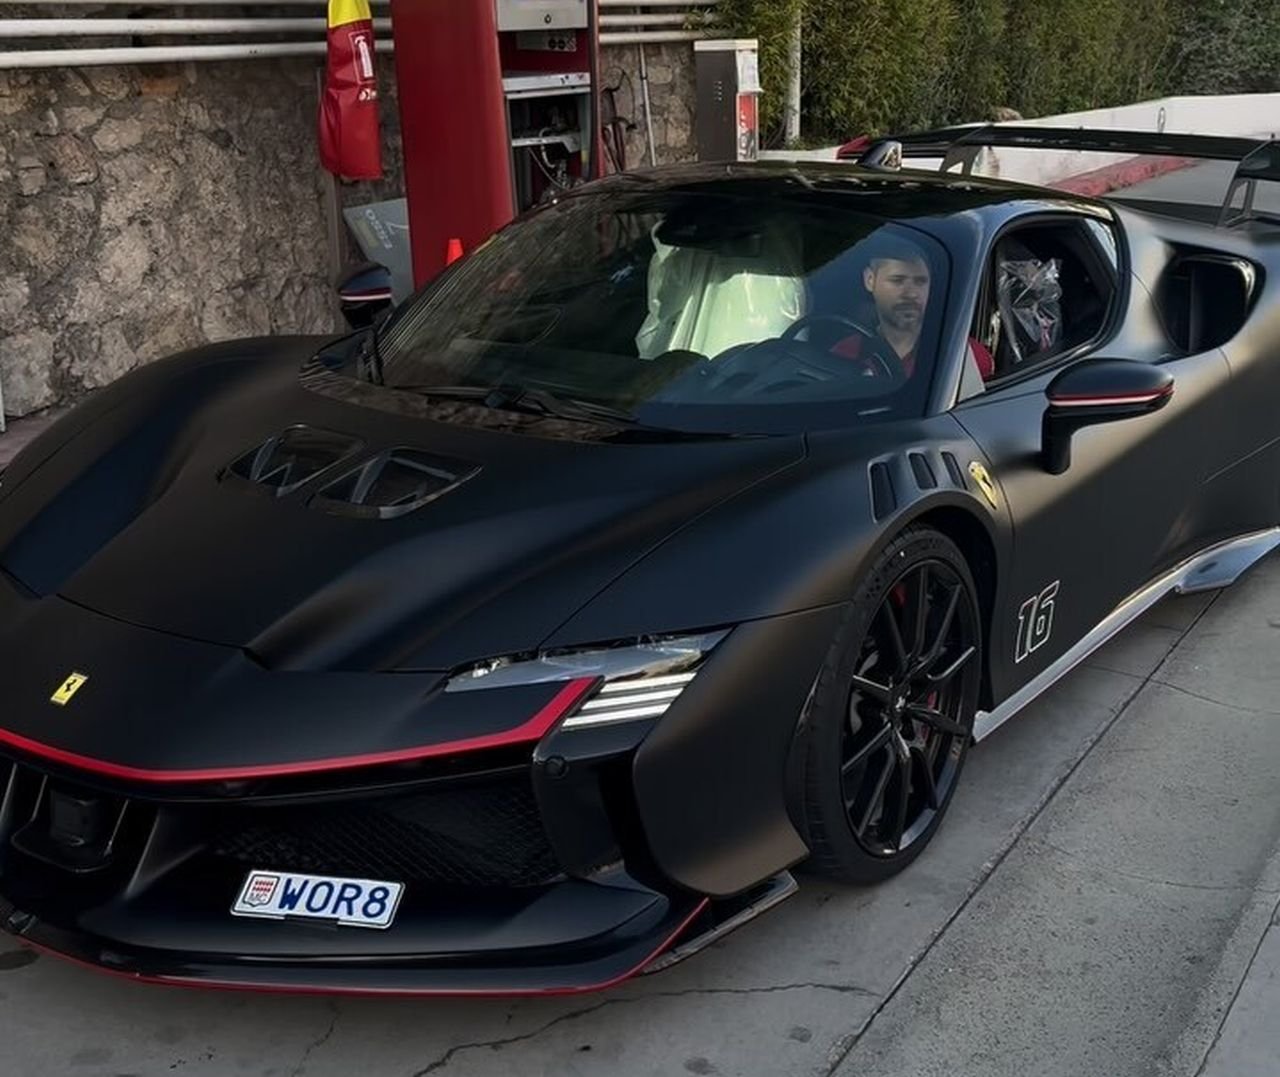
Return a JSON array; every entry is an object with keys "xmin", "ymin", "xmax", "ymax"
[
  {"xmin": 908, "ymin": 504, "xmax": 999, "ymax": 711},
  {"xmin": 781, "ymin": 500, "xmax": 1000, "ymax": 855}
]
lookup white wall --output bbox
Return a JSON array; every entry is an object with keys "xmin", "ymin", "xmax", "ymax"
[{"xmin": 762, "ymin": 93, "xmax": 1280, "ymax": 186}]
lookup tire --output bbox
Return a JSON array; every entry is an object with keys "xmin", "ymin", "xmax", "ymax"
[{"xmin": 801, "ymin": 525, "xmax": 983, "ymax": 885}]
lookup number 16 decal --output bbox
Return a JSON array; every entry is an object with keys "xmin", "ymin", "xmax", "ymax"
[{"xmin": 1015, "ymin": 581, "xmax": 1060, "ymax": 663}]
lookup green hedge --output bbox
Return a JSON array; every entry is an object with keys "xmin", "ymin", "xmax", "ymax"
[{"xmin": 714, "ymin": 0, "xmax": 1277, "ymax": 145}]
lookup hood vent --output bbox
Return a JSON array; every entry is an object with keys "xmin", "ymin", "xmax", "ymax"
[
  {"xmin": 310, "ymin": 449, "xmax": 479, "ymax": 520},
  {"xmin": 224, "ymin": 426, "xmax": 364, "ymax": 497}
]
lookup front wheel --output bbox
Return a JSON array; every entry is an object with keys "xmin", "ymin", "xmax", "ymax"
[{"xmin": 802, "ymin": 527, "xmax": 982, "ymax": 884}]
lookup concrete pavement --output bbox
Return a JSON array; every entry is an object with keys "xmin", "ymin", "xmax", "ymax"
[
  {"xmin": 0, "ymin": 556, "xmax": 1276, "ymax": 1075},
  {"xmin": 1201, "ymin": 914, "xmax": 1280, "ymax": 1076},
  {"xmin": 831, "ymin": 552, "xmax": 1280, "ymax": 1077}
]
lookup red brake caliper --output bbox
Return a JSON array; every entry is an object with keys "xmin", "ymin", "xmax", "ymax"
[{"xmin": 922, "ymin": 689, "xmax": 939, "ymax": 745}]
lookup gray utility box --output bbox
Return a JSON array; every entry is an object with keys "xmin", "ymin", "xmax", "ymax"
[
  {"xmin": 495, "ymin": 0, "xmax": 586, "ymax": 32},
  {"xmin": 694, "ymin": 39, "xmax": 762, "ymax": 163}
]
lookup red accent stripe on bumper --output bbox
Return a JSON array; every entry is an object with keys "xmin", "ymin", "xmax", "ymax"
[{"xmin": 0, "ymin": 677, "xmax": 596, "ymax": 784}]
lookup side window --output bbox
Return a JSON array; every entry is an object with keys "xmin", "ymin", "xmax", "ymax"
[{"xmin": 971, "ymin": 218, "xmax": 1118, "ymax": 383}]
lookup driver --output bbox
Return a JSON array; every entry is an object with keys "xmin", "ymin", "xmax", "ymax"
[
  {"xmin": 831, "ymin": 233, "xmax": 995, "ymax": 382},
  {"xmin": 831, "ymin": 235, "xmax": 932, "ymax": 378}
]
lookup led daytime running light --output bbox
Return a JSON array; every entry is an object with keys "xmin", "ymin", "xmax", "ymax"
[{"xmin": 444, "ymin": 631, "xmax": 728, "ymax": 729}]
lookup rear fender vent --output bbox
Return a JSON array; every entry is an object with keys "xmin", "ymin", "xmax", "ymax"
[
  {"xmin": 311, "ymin": 449, "xmax": 479, "ymax": 519},
  {"xmin": 223, "ymin": 426, "xmax": 364, "ymax": 497}
]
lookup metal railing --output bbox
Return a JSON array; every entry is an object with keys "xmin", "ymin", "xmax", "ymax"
[{"xmin": 0, "ymin": 2, "xmax": 719, "ymax": 67}]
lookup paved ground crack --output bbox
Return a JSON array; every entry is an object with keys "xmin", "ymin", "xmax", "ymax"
[
  {"xmin": 1149, "ymin": 678, "xmax": 1280, "ymax": 717},
  {"xmin": 1036, "ymin": 837, "xmax": 1280, "ymax": 895},
  {"xmin": 409, "ymin": 984, "xmax": 877, "ymax": 1075},
  {"xmin": 290, "ymin": 1000, "xmax": 340, "ymax": 1077},
  {"xmin": 820, "ymin": 591, "xmax": 1224, "ymax": 1077}
]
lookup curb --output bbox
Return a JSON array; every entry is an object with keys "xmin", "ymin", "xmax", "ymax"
[{"xmin": 1048, "ymin": 153, "xmax": 1197, "ymax": 196}]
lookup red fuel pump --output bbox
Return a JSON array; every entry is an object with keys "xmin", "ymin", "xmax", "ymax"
[{"xmin": 389, "ymin": 0, "xmax": 602, "ymax": 288}]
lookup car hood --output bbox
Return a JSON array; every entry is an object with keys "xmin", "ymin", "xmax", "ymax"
[{"xmin": 0, "ymin": 341, "xmax": 803, "ymax": 672}]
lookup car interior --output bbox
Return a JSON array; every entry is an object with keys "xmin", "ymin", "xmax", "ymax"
[{"xmin": 973, "ymin": 220, "xmax": 1118, "ymax": 383}]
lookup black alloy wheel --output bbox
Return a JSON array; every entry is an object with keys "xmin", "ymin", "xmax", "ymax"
[
  {"xmin": 802, "ymin": 527, "xmax": 982, "ymax": 884},
  {"xmin": 843, "ymin": 559, "xmax": 977, "ymax": 857}
]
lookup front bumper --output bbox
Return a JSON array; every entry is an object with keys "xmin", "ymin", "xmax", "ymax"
[
  {"xmin": 0, "ymin": 749, "xmax": 711, "ymax": 995},
  {"xmin": 0, "ymin": 585, "xmax": 832, "ymax": 992}
]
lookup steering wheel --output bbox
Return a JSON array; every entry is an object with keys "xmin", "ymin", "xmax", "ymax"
[{"xmin": 781, "ymin": 314, "xmax": 898, "ymax": 379}]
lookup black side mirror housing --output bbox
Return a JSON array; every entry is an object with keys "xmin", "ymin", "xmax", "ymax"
[
  {"xmin": 1042, "ymin": 359, "xmax": 1174, "ymax": 475},
  {"xmin": 336, "ymin": 261, "xmax": 394, "ymax": 330}
]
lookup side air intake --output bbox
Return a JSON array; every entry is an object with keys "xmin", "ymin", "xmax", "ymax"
[{"xmin": 310, "ymin": 449, "xmax": 479, "ymax": 519}]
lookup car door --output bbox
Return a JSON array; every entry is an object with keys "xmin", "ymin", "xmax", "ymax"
[{"xmin": 949, "ymin": 213, "xmax": 1232, "ymax": 703}]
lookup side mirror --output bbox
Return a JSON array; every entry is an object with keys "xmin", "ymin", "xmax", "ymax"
[
  {"xmin": 336, "ymin": 261, "xmax": 394, "ymax": 330},
  {"xmin": 1042, "ymin": 359, "xmax": 1174, "ymax": 475}
]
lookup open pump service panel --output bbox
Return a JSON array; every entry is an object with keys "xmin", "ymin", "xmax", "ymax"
[{"xmin": 497, "ymin": 0, "xmax": 594, "ymax": 211}]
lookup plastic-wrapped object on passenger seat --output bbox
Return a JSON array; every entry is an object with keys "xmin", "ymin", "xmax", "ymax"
[
  {"xmin": 997, "ymin": 255, "xmax": 1063, "ymax": 365},
  {"xmin": 635, "ymin": 218, "xmax": 805, "ymax": 360}
]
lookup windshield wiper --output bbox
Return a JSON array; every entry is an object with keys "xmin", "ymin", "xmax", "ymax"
[
  {"xmin": 356, "ymin": 327, "xmax": 385, "ymax": 384},
  {"xmin": 385, "ymin": 383, "xmax": 640, "ymax": 425},
  {"xmin": 376, "ymin": 381, "xmax": 749, "ymax": 441},
  {"xmin": 519, "ymin": 387, "xmax": 639, "ymax": 424}
]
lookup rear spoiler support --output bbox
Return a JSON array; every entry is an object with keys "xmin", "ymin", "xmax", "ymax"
[{"xmin": 1220, "ymin": 141, "xmax": 1280, "ymax": 226}]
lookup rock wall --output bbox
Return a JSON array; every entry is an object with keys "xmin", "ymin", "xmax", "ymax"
[
  {"xmin": 600, "ymin": 41, "xmax": 698, "ymax": 169},
  {"xmin": 0, "ymin": 57, "xmax": 402, "ymax": 419},
  {"xmin": 0, "ymin": 40, "xmax": 695, "ymax": 421}
]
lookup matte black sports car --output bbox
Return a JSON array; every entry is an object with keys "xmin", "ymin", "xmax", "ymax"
[{"xmin": 1, "ymin": 127, "xmax": 1278, "ymax": 995}]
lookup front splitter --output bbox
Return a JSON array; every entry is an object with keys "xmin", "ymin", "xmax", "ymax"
[{"xmin": 0, "ymin": 893, "xmax": 711, "ymax": 997}]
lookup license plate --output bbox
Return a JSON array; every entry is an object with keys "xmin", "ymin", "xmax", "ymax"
[{"xmin": 231, "ymin": 870, "xmax": 404, "ymax": 929}]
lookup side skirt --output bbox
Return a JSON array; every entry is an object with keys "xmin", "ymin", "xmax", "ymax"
[{"xmin": 974, "ymin": 526, "xmax": 1280, "ymax": 742}]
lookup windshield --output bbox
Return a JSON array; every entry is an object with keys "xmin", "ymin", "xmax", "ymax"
[{"xmin": 374, "ymin": 183, "xmax": 951, "ymax": 435}]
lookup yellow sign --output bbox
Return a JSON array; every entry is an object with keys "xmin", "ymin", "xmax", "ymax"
[
  {"xmin": 968, "ymin": 461, "xmax": 1000, "ymax": 510},
  {"xmin": 50, "ymin": 672, "xmax": 88, "ymax": 706}
]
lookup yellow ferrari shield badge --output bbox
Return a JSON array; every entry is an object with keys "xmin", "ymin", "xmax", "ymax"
[
  {"xmin": 968, "ymin": 461, "xmax": 1000, "ymax": 510},
  {"xmin": 50, "ymin": 672, "xmax": 88, "ymax": 706}
]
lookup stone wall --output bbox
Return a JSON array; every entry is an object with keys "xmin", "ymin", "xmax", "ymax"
[
  {"xmin": 0, "ymin": 56, "xmax": 402, "ymax": 419},
  {"xmin": 0, "ymin": 39, "xmax": 694, "ymax": 422},
  {"xmin": 600, "ymin": 41, "xmax": 698, "ymax": 169}
]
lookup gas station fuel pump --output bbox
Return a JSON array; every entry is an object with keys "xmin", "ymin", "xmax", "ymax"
[
  {"xmin": 497, "ymin": 0, "xmax": 599, "ymax": 210},
  {"xmin": 389, "ymin": 0, "xmax": 602, "ymax": 288}
]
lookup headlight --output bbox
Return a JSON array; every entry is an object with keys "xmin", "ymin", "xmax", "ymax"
[{"xmin": 445, "ymin": 630, "xmax": 728, "ymax": 729}]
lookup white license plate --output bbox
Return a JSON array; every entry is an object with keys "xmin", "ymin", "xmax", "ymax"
[{"xmin": 231, "ymin": 870, "xmax": 404, "ymax": 929}]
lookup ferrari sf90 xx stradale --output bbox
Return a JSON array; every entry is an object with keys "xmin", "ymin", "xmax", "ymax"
[{"xmin": 0, "ymin": 126, "xmax": 1277, "ymax": 995}]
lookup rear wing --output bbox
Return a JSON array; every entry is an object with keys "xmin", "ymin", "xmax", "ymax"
[{"xmin": 838, "ymin": 125, "xmax": 1280, "ymax": 227}]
